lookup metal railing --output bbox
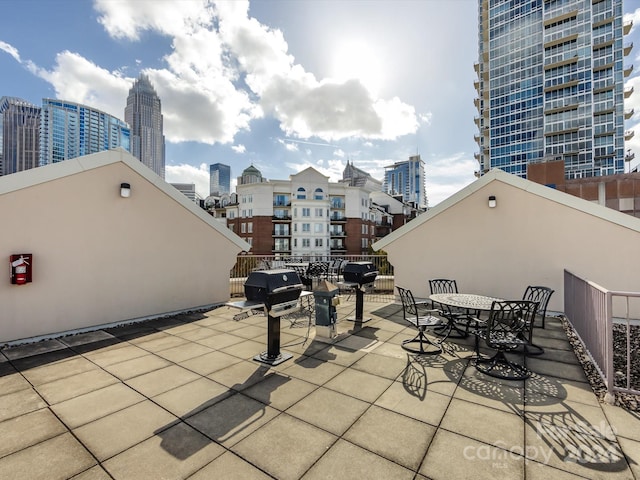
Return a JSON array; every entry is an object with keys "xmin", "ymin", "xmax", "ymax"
[
  {"xmin": 564, "ymin": 270, "xmax": 640, "ymax": 400},
  {"xmin": 230, "ymin": 254, "xmax": 395, "ymax": 302}
]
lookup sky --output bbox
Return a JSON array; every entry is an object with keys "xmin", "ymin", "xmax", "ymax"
[{"xmin": 1, "ymin": 0, "xmax": 640, "ymax": 206}]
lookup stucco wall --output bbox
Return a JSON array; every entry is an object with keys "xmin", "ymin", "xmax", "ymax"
[
  {"xmin": 383, "ymin": 178, "xmax": 640, "ymax": 314},
  {"xmin": 0, "ymin": 155, "xmax": 245, "ymax": 343}
]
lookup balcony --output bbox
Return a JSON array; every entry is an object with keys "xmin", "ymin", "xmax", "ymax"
[
  {"xmin": 625, "ymin": 151, "xmax": 635, "ymax": 163},
  {"xmin": 330, "ymin": 214, "xmax": 346, "ymax": 222},
  {"xmin": 624, "ymin": 64, "xmax": 634, "ymax": 78},
  {"xmin": 625, "ymin": 130, "xmax": 635, "ymax": 141},
  {"xmin": 272, "ymin": 215, "xmax": 292, "ymax": 221},
  {"xmin": 625, "ymin": 108, "xmax": 635, "ymax": 120},
  {"xmin": 330, "ymin": 230, "xmax": 347, "ymax": 237},
  {"xmin": 624, "ymin": 42, "xmax": 633, "ymax": 56},
  {"xmin": 272, "ymin": 230, "xmax": 290, "ymax": 237},
  {"xmin": 624, "ymin": 19, "xmax": 633, "ymax": 35}
]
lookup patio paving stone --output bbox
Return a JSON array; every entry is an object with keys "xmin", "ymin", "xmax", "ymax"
[
  {"xmin": 343, "ymin": 405, "xmax": 436, "ymax": 470},
  {"xmin": 125, "ymin": 364, "xmax": 201, "ymax": 397},
  {"xmin": 0, "ymin": 408, "xmax": 67, "ymax": 458},
  {"xmin": 232, "ymin": 413, "xmax": 337, "ymax": 480},
  {"xmin": 323, "ymin": 367, "xmax": 394, "ymax": 402},
  {"xmin": 102, "ymin": 353, "xmax": 172, "ymax": 380},
  {"xmin": 152, "ymin": 377, "xmax": 234, "ymax": 418},
  {"xmin": 280, "ymin": 355, "xmax": 346, "ymax": 385},
  {"xmin": 102, "ymin": 421, "xmax": 224, "ymax": 480},
  {"xmin": 285, "ymin": 386, "xmax": 369, "ymax": 436},
  {"xmin": 51, "ymin": 382, "xmax": 145, "ymax": 428},
  {"xmin": 0, "ymin": 387, "xmax": 47, "ymax": 422},
  {"xmin": 179, "ymin": 350, "xmax": 242, "ymax": 376},
  {"xmin": 0, "ymin": 432, "xmax": 96, "ymax": 480},
  {"xmin": 155, "ymin": 342, "xmax": 213, "ymax": 363},
  {"xmin": 188, "ymin": 451, "xmax": 273, "ymax": 480},
  {"xmin": 374, "ymin": 380, "xmax": 452, "ymax": 427},
  {"xmin": 185, "ymin": 392, "xmax": 280, "ymax": 447},
  {"xmin": 301, "ymin": 438, "xmax": 415, "ymax": 480},
  {"xmin": 34, "ymin": 368, "xmax": 118, "ymax": 405},
  {"xmin": 73, "ymin": 400, "xmax": 178, "ymax": 461},
  {"xmin": 241, "ymin": 372, "xmax": 317, "ymax": 410}
]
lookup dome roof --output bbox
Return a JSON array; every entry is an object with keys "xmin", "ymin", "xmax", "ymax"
[{"xmin": 242, "ymin": 164, "xmax": 262, "ymax": 176}]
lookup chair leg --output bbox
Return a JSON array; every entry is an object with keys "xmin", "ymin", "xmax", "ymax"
[
  {"xmin": 474, "ymin": 350, "xmax": 530, "ymax": 380},
  {"xmin": 401, "ymin": 328, "xmax": 442, "ymax": 355}
]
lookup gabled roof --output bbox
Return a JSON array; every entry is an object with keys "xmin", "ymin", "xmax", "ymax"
[
  {"xmin": 0, "ymin": 148, "xmax": 250, "ymax": 251},
  {"xmin": 373, "ymin": 168, "xmax": 640, "ymax": 251}
]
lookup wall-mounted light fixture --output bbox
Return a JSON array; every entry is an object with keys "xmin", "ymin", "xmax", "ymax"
[
  {"xmin": 488, "ymin": 195, "xmax": 497, "ymax": 208},
  {"xmin": 120, "ymin": 182, "xmax": 131, "ymax": 198}
]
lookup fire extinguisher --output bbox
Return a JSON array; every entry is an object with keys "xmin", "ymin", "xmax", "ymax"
[
  {"xmin": 15, "ymin": 262, "xmax": 27, "ymax": 285},
  {"xmin": 10, "ymin": 255, "xmax": 31, "ymax": 285}
]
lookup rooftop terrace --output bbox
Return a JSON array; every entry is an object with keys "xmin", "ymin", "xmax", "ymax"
[{"xmin": 0, "ymin": 298, "xmax": 638, "ymax": 479}]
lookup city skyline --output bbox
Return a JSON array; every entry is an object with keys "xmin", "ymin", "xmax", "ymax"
[{"xmin": 1, "ymin": 1, "xmax": 640, "ymax": 205}]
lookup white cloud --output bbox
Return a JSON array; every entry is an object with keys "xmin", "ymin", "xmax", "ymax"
[
  {"xmin": 165, "ymin": 162, "xmax": 210, "ymax": 198},
  {"xmin": 0, "ymin": 41, "xmax": 20, "ymax": 62},
  {"xmin": 232, "ymin": 144, "xmax": 246, "ymax": 153},
  {"xmin": 106, "ymin": 0, "xmax": 417, "ymax": 143}
]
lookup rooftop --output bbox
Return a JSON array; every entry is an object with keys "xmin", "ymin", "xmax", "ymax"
[{"xmin": 0, "ymin": 298, "xmax": 638, "ymax": 479}]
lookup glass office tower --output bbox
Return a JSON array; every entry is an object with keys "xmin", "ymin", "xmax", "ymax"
[
  {"xmin": 210, "ymin": 163, "xmax": 231, "ymax": 195},
  {"xmin": 0, "ymin": 97, "xmax": 40, "ymax": 175},
  {"xmin": 125, "ymin": 75, "xmax": 166, "ymax": 179},
  {"xmin": 383, "ymin": 155, "xmax": 428, "ymax": 208},
  {"xmin": 40, "ymin": 99, "xmax": 130, "ymax": 166},
  {"xmin": 474, "ymin": 0, "xmax": 633, "ymax": 179}
]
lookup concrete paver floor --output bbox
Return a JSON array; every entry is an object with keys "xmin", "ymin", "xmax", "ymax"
[{"xmin": 0, "ymin": 299, "xmax": 638, "ymax": 480}]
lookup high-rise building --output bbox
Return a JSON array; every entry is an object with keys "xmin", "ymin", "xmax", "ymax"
[
  {"xmin": 125, "ymin": 75, "xmax": 165, "ymax": 179},
  {"xmin": 383, "ymin": 155, "xmax": 427, "ymax": 209},
  {"xmin": 40, "ymin": 99, "xmax": 130, "ymax": 166},
  {"xmin": 474, "ymin": 0, "xmax": 634, "ymax": 180},
  {"xmin": 209, "ymin": 163, "xmax": 231, "ymax": 195},
  {"xmin": 0, "ymin": 97, "xmax": 40, "ymax": 175}
]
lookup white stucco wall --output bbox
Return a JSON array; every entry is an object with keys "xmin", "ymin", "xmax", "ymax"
[
  {"xmin": 0, "ymin": 150, "xmax": 248, "ymax": 343},
  {"xmin": 375, "ymin": 171, "xmax": 640, "ymax": 314}
]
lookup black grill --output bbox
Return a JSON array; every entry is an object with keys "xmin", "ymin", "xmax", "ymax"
[
  {"xmin": 342, "ymin": 261, "xmax": 378, "ymax": 286},
  {"xmin": 244, "ymin": 269, "xmax": 303, "ymax": 316}
]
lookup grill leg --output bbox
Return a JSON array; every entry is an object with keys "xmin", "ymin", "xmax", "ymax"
[{"xmin": 254, "ymin": 314, "xmax": 292, "ymax": 366}]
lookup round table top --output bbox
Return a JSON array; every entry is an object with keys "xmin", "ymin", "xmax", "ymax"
[{"xmin": 429, "ymin": 293, "xmax": 502, "ymax": 311}]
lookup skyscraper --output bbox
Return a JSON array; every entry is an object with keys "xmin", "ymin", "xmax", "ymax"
[
  {"xmin": 0, "ymin": 97, "xmax": 40, "ymax": 175},
  {"xmin": 209, "ymin": 163, "xmax": 231, "ymax": 195},
  {"xmin": 474, "ymin": 0, "xmax": 634, "ymax": 179},
  {"xmin": 40, "ymin": 99, "xmax": 130, "ymax": 166},
  {"xmin": 125, "ymin": 74, "xmax": 165, "ymax": 179},
  {"xmin": 383, "ymin": 155, "xmax": 427, "ymax": 209}
]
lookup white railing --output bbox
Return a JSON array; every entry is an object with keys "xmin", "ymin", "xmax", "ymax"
[{"xmin": 564, "ymin": 270, "xmax": 640, "ymax": 400}]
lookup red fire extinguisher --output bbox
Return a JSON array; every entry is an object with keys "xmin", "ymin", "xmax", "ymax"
[{"xmin": 10, "ymin": 255, "xmax": 31, "ymax": 285}]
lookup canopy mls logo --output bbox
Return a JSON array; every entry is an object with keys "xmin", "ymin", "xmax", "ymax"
[{"xmin": 462, "ymin": 420, "xmax": 622, "ymax": 467}]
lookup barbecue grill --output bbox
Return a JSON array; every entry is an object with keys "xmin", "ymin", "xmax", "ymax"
[
  {"xmin": 341, "ymin": 261, "xmax": 378, "ymax": 323},
  {"xmin": 342, "ymin": 261, "xmax": 378, "ymax": 286},
  {"xmin": 243, "ymin": 269, "xmax": 303, "ymax": 365}
]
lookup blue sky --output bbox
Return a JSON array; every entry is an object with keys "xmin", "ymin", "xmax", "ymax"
[{"xmin": 1, "ymin": 0, "xmax": 640, "ymax": 205}]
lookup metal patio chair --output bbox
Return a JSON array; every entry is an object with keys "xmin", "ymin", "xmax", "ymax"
[
  {"xmin": 471, "ymin": 299, "xmax": 539, "ymax": 380},
  {"xmin": 396, "ymin": 286, "xmax": 444, "ymax": 355},
  {"xmin": 520, "ymin": 285, "xmax": 554, "ymax": 355}
]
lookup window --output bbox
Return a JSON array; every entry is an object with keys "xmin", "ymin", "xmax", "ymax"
[
  {"xmin": 247, "ymin": 222, "xmax": 253, "ymax": 233},
  {"xmin": 370, "ymin": 225, "xmax": 374, "ymax": 235},
  {"xmin": 246, "ymin": 238, "xmax": 252, "ymax": 246},
  {"xmin": 247, "ymin": 209, "xmax": 253, "ymax": 218},
  {"xmin": 315, "ymin": 238, "xmax": 323, "ymax": 247},
  {"xmin": 297, "ymin": 187, "xmax": 306, "ymax": 199},
  {"xmin": 314, "ymin": 223, "xmax": 323, "ymax": 233},
  {"xmin": 315, "ymin": 208, "xmax": 323, "ymax": 217},
  {"xmin": 302, "ymin": 223, "xmax": 310, "ymax": 232},
  {"xmin": 241, "ymin": 223, "xmax": 246, "ymax": 233},
  {"xmin": 362, "ymin": 238, "xmax": 368, "ymax": 248},
  {"xmin": 302, "ymin": 208, "xmax": 311, "ymax": 217},
  {"xmin": 302, "ymin": 239, "xmax": 310, "ymax": 247},
  {"xmin": 362, "ymin": 224, "xmax": 367, "ymax": 234},
  {"xmin": 314, "ymin": 188, "xmax": 323, "ymax": 200}
]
